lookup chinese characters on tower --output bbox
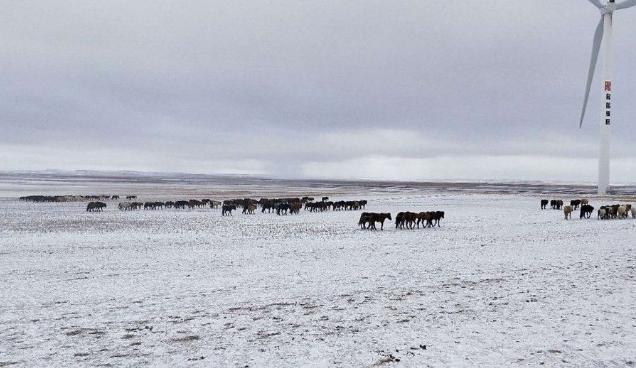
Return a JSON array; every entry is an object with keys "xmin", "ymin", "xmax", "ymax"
[{"xmin": 605, "ymin": 81, "xmax": 611, "ymax": 125}]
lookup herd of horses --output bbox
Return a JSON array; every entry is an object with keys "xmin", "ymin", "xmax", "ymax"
[
  {"xmin": 118, "ymin": 199, "xmax": 221, "ymax": 211},
  {"xmin": 395, "ymin": 211, "xmax": 445, "ymax": 229},
  {"xmin": 541, "ymin": 198, "xmax": 635, "ymax": 220},
  {"xmin": 596, "ymin": 204, "xmax": 635, "ymax": 220},
  {"xmin": 77, "ymin": 196, "xmax": 371, "ymax": 218},
  {"xmin": 20, "ymin": 195, "xmax": 121, "ymax": 203},
  {"xmin": 356, "ymin": 210, "xmax": 445, "ymax": 230},
  {"xmin": 81, "ymin": 195, "xmax": 446, "ymax": 231}
]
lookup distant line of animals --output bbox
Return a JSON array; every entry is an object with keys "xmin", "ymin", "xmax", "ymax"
[
  {"xmin": 79, "ymin": 196, "xmax": 370, "ymax": 217},
  {"xmin": 20, "ymin": 195, "xmax": 124, "ymax": 203},
  {"xmin": 118, "ymin": 199, "xmax": 221, "ymax": 211},
  {"xmin": 540, "ymin": 198, "xmax": 635, "ymax": 220}
]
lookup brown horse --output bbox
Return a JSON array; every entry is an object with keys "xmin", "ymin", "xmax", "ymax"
[
  {"xmin": 359, "ymin": 212, "xmax": 373, "ymax": 229},
  {"xmin": 403, "ymin": 212, "xmax": 417, "ymax": 229},
  {"xmin": 366, "ymin": 213, "xmax": 392, "ymax": 230},
  {"xmin": 290, "ymin": 202, "xmax": 302, "ymax": 214}
]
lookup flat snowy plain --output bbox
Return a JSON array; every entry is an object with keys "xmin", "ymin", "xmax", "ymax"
[{"xmin": 1, "ymin": 179, "xmax": 635, "ymax": 367}]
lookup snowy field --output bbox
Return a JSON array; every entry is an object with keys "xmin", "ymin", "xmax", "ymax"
[{"xmin": 1, "ymin": 186, "xmax": 636, "ymax": 366}]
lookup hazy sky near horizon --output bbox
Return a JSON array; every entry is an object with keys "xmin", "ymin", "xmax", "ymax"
[{"xmin": 2, "ymin": 1, "xmax": 636, "ymax": 182}]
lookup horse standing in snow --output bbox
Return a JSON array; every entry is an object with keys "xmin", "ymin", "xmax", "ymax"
[
  {"xmin": 360, "ymin": 213, "xmax": 392, "ymax": 230},
  {"xmin": 580, "ymin": 204, "xmax": 594, "ymax": 219},
  {"xmin": 86, "ymin": 201, "xmax": 106, "ymax": 212},
  {"xmin": 222, "ymin": 204, "xmax": 236, "ymax": 216}
]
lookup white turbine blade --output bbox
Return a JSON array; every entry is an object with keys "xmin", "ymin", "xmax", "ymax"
[
  {"xmin": 616, "ymin": 0, "xmax": 636, "ymax": 9},
  {"xmin": 580, "ymin": 17, "xmax": 604, "ymax": 128},
  {"xmin": 587, "ymin": 0, "xmax": 604, "ymax": 8}
]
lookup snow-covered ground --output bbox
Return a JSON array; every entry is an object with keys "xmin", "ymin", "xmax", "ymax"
[{"xmin": 1, "ymin": 191, "xmax": 635, "ymax": 367}]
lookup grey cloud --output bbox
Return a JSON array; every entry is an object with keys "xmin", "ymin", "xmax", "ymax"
[{"xmin": 1, "ymin": 1, "xmax": 636, "ymax": 181}]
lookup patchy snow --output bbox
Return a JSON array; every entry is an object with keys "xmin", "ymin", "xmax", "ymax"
[{"xmin": 1, "ymin": 192, "xmax": 635, "ymax": 367}]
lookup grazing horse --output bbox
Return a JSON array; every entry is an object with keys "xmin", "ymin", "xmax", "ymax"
[
  {"xmin": 610, "ymin": 204, "xmax": 620, "ymax": 219},
  {"xmin": 276, "ymin": 203, "xmax": 290, "ymax": 215},
  {"xmin": 570, "ymin": 200, "xmax": 581, "ymax": 210},
  {"xmin": 541, "ymin": 199, "xmax": 549, "ymax": 209},
  {"xmin": 126, "ymin": 195, "xmax": 137, "ymax": 200},
  {"xmin": 367, "ymin": 213, "xmax": 392, "ymax": 230},
  {"xmin": 222, "ymin": 204, "xmax": 237, "ymax": 216},
  {"xmin": 86, "ymin": 201, "xmax": 106, "ymax": 212},
  {"xmin": 290, "ymin": 202, "xmax": 302, "ymax": 215},
  {"xmin": 563, "ymin": 205, "xmax": 573, "ymax": 220},
  {"xmin": 580, "ymin": 204, "xmax": 594, "ymax": 219},
  {"xmin": 244, "ymin": 204, "xmax": 257, "ymax": 214},
  {"xmin": 174, "ymin": 201, "xmax": 188, "ymax": 209},
  {"xmin": 395, "ymin": 212, "xmax": 406, "ymax": 229},
  {"xmin": 261, "ymin": 203, "xmax": 275, "ymax": 213}
]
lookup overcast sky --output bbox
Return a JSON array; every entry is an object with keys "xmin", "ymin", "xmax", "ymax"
[{"xmin": 2, "ymin": 1, "xmax": 636, "ymax": 182}]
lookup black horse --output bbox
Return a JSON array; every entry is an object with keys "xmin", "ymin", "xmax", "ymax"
[
  {"xmin": 580, "ymin": 204, "xmax": 594, "ymax": 219},
  {"xmin": 222, "ymin": 204, "xmax": 237, "ymax": 216},
  {"xmin": 86, "ymin": 201, "xmax": 106, "ymax": 212}
]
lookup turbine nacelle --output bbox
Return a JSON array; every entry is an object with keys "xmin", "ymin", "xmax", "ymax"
[{"xmin": 601, "ymin": 1, "xmax": 616, "ymax": 15}]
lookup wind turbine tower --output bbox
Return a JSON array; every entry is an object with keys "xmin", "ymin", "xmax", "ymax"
[{"xmin": 580, "ymin": 0, "xmax": 636, "ymax": 194}]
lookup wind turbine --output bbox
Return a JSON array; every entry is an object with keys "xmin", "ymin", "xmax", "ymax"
[{"xmin": 580, "ymin": 0, "xmax": 636, "ymax": 195}]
